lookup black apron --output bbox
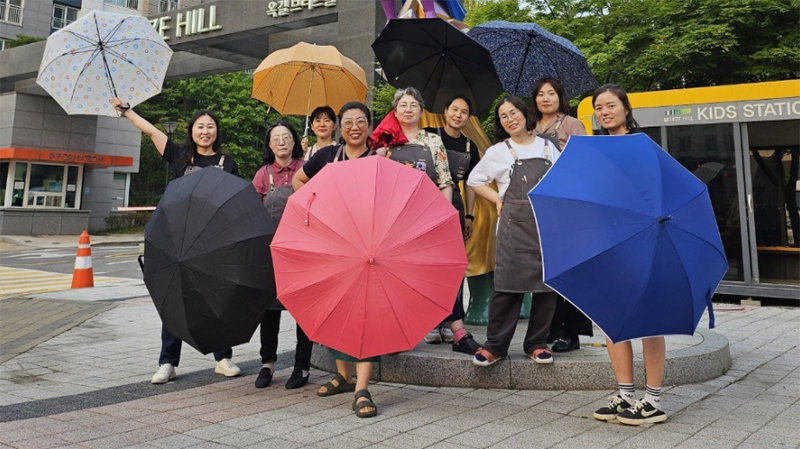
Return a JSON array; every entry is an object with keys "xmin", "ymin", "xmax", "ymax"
[{"xmin": 493, "ymin": 139, "xmax": 553, "ymax": 293}]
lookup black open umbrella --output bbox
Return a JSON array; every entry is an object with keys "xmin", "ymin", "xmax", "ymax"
[
  {"xmin": 143, "ymin": 167, "xmax": 276, "ymax": 354},
  {"xmin": 372, "ymin": 18, "xmax": 503, "ymax": 114}
]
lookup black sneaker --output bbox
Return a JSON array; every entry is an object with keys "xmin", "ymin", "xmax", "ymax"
[
  {"xmin": 254, "ymin": 367, "xmax": 273, "ymax": 389},
  {"xmin": 285, "ymin": 367, "xmax": 309, "ymax": 389},
  {"xmin": 452, "ymin": 333, "xmax": 480, "ymax": 355},
  {"xmin": 617, "ymin": 400, "xmax": 667, "ymax": 425},
  {"xmin": 551, "ymin": 334, "xmax": 580, "ymax": 352},
  {"xmin": 593, "ymin": 395, "xmax": 632, "ymax": 421}
]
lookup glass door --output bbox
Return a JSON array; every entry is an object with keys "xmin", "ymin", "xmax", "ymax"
[
  {"xmin": 741, "ymin": 120, "xmax": 800, "ymax": 286},
  {"xmin": 666, "ymin": 123, "xmax": 745, "ymax": 282}
]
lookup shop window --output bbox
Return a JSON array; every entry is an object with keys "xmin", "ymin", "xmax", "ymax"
[
  {"xmin": 12, "ymin": 163, "xmax": 26, "ymax": 207},
  {"xmin": 7, "ymin": 162, "xmax": 81, "ymax": 209},
  {"xmin": 0, "ymin": 162, "xmax": 8, "ymax": 206}
]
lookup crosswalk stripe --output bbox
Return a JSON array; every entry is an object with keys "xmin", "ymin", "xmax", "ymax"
[{"xmin": 0, "ymin": 266, "xmax": 130, "ymax": 297}]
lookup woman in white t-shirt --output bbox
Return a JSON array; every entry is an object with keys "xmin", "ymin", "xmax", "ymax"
[{"xmin": 467, "ymin": 95, "xmax": 560, "ymax": 367}]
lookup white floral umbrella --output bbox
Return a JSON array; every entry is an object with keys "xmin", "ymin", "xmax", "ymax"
[{"xmin": 36, "ymin": 11, "xmax": 172, "ymax": 116}]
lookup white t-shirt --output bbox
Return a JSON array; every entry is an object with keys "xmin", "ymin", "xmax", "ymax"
[{"xmin": 467, "ymin": 136, "xmax": 559, "ymax": 200}]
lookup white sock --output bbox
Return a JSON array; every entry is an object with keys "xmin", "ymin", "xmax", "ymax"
[
  {"xmin": 263, "ymin": 362, "xmax": 275, "ymax": 371},
  {"xmin": 644, "ymin": 385, "xmax": 662, "ymax": 410},
  {"xmin": 619, "ymin": 382, "xmax": 636, "ymax": 404}
]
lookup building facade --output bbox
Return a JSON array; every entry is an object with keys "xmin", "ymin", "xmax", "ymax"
[{"xmin": 0, "ymin": 0, "xmax": 384, "ymax": 234}]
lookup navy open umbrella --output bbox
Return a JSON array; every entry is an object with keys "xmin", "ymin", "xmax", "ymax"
[
  {"xmin": 372, "ymin": 18, "xmax": 503, "ymax": 114},
  {"xmin": 528, "ymin": 134, "xmax": 727, "ymax": 343},
  {"xmin": 468, "ymin": 20, "xmax": 597, "ymax": 99},
  {"xmin": 143, "ymin": 167, "xmax": 275, "ymax": 354}
]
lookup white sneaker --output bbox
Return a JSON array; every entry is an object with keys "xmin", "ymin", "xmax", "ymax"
[
  {"xmin": 214, "ymin": 358, "xmax": 241, "ymax": 377},
  {"xmin": 423, "ymin": 328, "xmax": 442, "ymax": 344},
  {"xmin": 440, "ymin": 325, "xmax": 454, "ymax": 343},
  {"xmin": 151, "ymin": 363, "xmax": 176, "ymax": 384}
]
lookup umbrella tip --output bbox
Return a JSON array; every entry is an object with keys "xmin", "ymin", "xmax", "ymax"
[{"xmin": 657, "ymin": 215, "xmax": 673, "ymax": 224}]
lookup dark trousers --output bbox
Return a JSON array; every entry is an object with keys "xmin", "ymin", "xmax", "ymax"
[
  {"xmin": 443, "ymin": 282, "xmax": 465, "ymax": 323},
  {"xmin": 484, "ymin": 290, "xmax": 557, "ymax": 357},
  {"xmin": 260, "ymin": 310, "xmax": 313, "ymax": 371},
  {"xmin": 550, "ymin": 297, "xmax": 593, "ymax": 337},
  {"xmin": 158, "ymin": 325, "xmax": 231, "ymax": 366}
]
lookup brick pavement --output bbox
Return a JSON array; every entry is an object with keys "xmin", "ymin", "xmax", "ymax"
[{"xmin": 0, "ymin": 286, "xmax": 797, "ymax": 448}]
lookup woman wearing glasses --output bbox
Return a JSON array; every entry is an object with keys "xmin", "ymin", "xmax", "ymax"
[
  {"xmin": 292, "ymin": 101, "xmax": 379, "ymax": 419},
  {"xmin": 253, "ymin": 120, "xmax": 314, "ymax": 390},
  {"xmin": 467, "ymin": 95, "xmax": 559, "ymax": 367}
]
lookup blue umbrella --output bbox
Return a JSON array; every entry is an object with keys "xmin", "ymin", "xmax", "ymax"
[
  {"xmin": 468, "ymin": 20, "xmax": 597, "ymax": 99},
  {"xmin": 528, "ymin": 134, "xmax": 728, "ymax": 343}
]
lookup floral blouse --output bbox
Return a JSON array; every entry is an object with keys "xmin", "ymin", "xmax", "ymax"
[{"xmin": 405, "ymin": 131, "xmax": 454, "ymax": 189}]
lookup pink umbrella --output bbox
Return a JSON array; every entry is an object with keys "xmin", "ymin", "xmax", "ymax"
[{"xmin": 270, "ymin": 156, "xmax": 466, "ymax": 359}]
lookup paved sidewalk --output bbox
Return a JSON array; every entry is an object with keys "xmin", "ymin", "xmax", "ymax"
[{"xmin": 0, "ymin": 281, "xmax": 797, "ymax": 448}]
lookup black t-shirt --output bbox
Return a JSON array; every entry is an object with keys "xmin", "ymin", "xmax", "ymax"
[
  {"xmin": 162, "ymin": 140, "xmax": 240, "ymax": 178},
  {"xmin": 302, "ymin": 144, "xmax": 373, "ymax": 179},
  {"xmin": 424, "ymin": 127, "xmax": 480, "ymax": 177}
]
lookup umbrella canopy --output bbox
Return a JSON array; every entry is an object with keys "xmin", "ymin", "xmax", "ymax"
[
  {"xmin": 372, "ymin": 18, "xmax": 503, "ymax": 114},
  {"xmin": 36, "ymin": 11, "xmax": 172, "ymax": 116},
  {"xmin": 468, "ymin": 20, "xmax": 597, "ymax": 99},
  {"xmin": 251, "ymin": 41, "xmax": 368, "ymax": 116},
  {"xmin": 528, "ymin": 134, "xmax": 728, "ymax": 343},
  {"xmin": 271, "ymin": 156, "xmax": 467, "ymax": 359},
  {"xmin": 143, "ymin": 167, "xmax": 275, "ymax": 354}
]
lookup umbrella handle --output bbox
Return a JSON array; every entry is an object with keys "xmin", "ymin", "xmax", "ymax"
[{"xmin": 304, "ymin": 192, "xmax": 316, "ymax": 226}]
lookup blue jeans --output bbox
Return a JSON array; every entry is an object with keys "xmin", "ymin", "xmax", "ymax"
[{"xmin": 158, "ymin": 325, "xmax": 232, "ymax": 366}]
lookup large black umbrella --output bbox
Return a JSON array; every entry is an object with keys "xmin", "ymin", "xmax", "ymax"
[
  {"xmin": 143, "ymin": 167, "xmax": 276, "ymax": 354},
  {"xmin": 468, "ymin": 20, "xmax": 598, "ymax": 99},
  {"xmin": 372, "ymin": 18, "xmax": 503, "ymax": 114}
]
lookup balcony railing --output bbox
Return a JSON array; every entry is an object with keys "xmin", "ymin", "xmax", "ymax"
[
  {"xmin": 103, "ymin": 0, "xmax": 139, "ymax": 10},
  {"xmin": 159, "ymin": 0, "xmax": 178, "ymax": 13},
  {"xmin": 0, "ymin": 3, "xmax": 23, "ymax": 25}
]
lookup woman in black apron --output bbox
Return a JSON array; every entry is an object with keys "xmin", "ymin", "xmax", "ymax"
[
  {"xmin": 466, "ymin": 96, "xmax": 559, "ymax": 366},
  {"xmin": 423, "ymin": 94, "xmax": 482, "ymax": 353},
  {"xmin": 590, "ymin": 84, "xmax": 667, "ymax": 426},
  {"xmin": 112, "ymin": 97, "xmax": 241, "ymax": 384},
  {"xmin": 530, "ymin": 77, "xmax": 593, "ymax": 353}
]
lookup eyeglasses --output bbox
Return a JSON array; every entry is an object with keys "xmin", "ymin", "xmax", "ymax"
[
  {"xmin": 396, "ymin": 102, "xmax": 421, "ymax": 110},
  {"xmin": 270, "ymin": 134, "xmax": 293, "ymax": 143},
  {"xmin": 499, "ymin": 109, "xmax": 523, "ymax": 123},
  {"xmin": 341, "ymin": 117, "xmax": 369, "ymax": 130}
]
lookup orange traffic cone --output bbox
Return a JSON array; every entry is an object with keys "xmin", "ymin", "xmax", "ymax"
[{"xmin": 71, "ymin": 230, "xmax": 94, "ymax": 288}]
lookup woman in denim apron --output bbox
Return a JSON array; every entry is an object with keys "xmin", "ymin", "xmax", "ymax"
[{"xmin": 467, "ymin": 96, "xmax": 559, "ymax": 366}]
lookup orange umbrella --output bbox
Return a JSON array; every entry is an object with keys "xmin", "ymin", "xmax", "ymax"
[
  {"xmin": 251, "ymin": 42, "xmax": 368, "ymax": 118},
  {"xmin": 270, "ymin": 156, "xmax": 467, "ymax": 359}
]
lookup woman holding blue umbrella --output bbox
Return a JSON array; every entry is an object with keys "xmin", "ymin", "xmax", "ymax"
[
  {"xmin": 467, "ymin": 96, "xmax": 559, "ymax": 366},
  {"xmin": 589, "ymin": 84, "xmax": 667, "ymax": 426}
]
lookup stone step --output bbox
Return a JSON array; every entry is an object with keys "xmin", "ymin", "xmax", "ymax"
[{"xmin": 310, "ymin": 323, "xmax": 730, "ymax": 390}]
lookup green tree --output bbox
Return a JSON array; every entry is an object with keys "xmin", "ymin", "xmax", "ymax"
[{"xmin": 6, "ymin": 35, "xmax": 45, "ymax": 48}]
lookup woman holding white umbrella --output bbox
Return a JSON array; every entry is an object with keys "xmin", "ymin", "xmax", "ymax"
[{"xmin": 113, "ymin": 96, "xmax": 242, "ymax": 384}]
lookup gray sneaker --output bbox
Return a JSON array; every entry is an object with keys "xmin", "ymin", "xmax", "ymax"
[
  {"xmin": 151, "ymin": 363, "xmax": 176, "ymax": 384},
  {"xmin": 423, "ymin": 328, "xmax": 442, "ymax": 344},
  {"xmin": 439, "ymin": 325, "xmax": 454, "ymax": 343}
]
